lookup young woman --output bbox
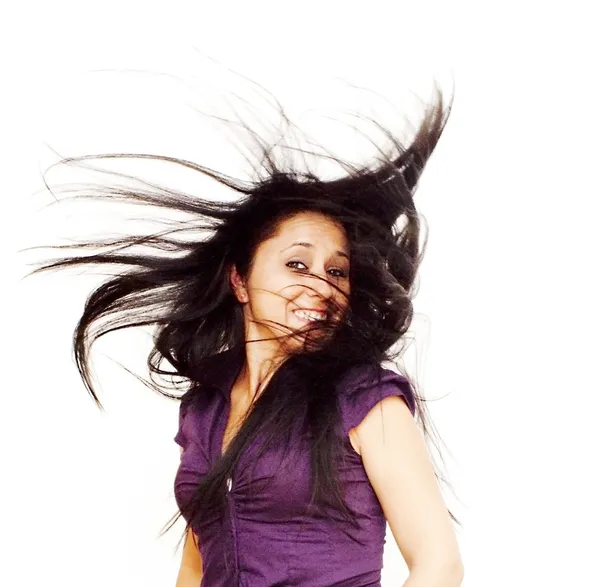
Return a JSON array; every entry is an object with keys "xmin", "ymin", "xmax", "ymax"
[{"xmin": 30, "ymin": 83, "xmax": 463, "ymax": 586}]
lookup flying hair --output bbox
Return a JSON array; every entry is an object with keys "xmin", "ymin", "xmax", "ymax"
[{"xmin": 23, "ymin": 78, "xmax": 459, "ymax": 549}]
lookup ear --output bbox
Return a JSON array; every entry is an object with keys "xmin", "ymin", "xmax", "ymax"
[{"xmin": 229, "ymin": 264, "xmax": 248, "ymax": 303}]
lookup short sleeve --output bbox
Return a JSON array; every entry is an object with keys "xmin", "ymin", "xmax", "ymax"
[{"xmin": 337, "ymin": 365, "xmax": 416, "ymax": 437}]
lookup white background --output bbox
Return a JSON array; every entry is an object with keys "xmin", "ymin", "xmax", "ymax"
[{"xmin": 4, "ymin": 1, "xmax": 600, "ymax": 586}]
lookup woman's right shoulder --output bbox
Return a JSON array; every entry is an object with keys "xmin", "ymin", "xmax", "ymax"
[
  {"xmin": 178, "ymin": 382, "xmax": 216, "ymax": 413},
  {"xmin": 174, "ymin": 384, "xmax": 217, "ymax": 451}
]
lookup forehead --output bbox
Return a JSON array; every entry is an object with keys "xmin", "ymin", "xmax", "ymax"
[{"xmin": 273, "ymin": 212, "xmax": 348, "ymax": 248}]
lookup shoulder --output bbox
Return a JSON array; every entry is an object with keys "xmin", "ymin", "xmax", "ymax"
[
  {"xmin": 335, "ymin": 362, "xmax": 416, "ymax": 438},
  {"xmin": 336, "ymin": 362, "xmax": 414, "ymax": 403}
]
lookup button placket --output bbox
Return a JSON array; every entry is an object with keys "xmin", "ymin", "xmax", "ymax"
[{"xmin": 225, "ymin": 474, "xmax": 241, "ymax": 584}]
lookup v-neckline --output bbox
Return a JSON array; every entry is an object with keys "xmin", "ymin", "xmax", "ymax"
[
  {"xmin": 214, "ymin": 348, "xmax": 284, "ymax": 460},
  {"xmin": 217, "ymin": 360, "xmax": 246, "ymax": 460},
  {"xmin": 219, "ymin": 396, "xmax": 234, "ymax": 458}
]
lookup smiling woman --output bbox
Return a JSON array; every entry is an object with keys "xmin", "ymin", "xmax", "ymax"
[
  {"xmin": 229, "ymin": 211, "xmax": 351, "ymax": 356},
  {"xmin": 27, "ymin": 81, "xmax": 462, "ymax": 586}
]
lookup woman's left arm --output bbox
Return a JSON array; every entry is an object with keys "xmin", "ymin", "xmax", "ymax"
[{"xmin": 353, "ymin": 396, "xmax": 464, "ymax": 587}]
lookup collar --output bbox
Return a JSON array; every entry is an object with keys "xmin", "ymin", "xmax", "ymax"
[{"xmin": 192, "ymin": 344, "xmax": 246, "ymax": 396}]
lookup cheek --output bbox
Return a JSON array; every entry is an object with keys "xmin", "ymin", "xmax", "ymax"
[
  {"xmin": 263, "ymin": 270, "xmax": 304, "ymax": 300},
  {"xmin": 246, "ymin": 274, "xmax": 297, "ymax": 312},
  {"xmin": 334, "ymin": 284, "xmax": 351, "ymax": 306}
]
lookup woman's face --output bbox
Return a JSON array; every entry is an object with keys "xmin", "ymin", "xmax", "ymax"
[{"xmin": 231, "ymin": 211, "xmax": 351, "ymax": 350}]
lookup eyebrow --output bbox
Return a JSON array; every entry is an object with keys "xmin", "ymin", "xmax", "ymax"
[{"xmin": 280, "ymin": 242, "xmax": 349, "ymax": 260}]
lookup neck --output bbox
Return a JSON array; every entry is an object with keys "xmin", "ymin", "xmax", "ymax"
[{"xmin": 237, "ymin": 337, "xmax": 288, "ymax": 403}]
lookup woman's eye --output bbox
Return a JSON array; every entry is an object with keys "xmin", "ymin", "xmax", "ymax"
[
  {"xmin": 286, "ymin": 261, "xmax": 348, "ymax": 279},
  {"xmin": 286, "ymin": 261, "xmax": 307, "ymax": 271}
]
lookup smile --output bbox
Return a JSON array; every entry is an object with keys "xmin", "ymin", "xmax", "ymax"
[{"xmin": 293, "ymin": 309, "xmax": 327, "ymax": 322}]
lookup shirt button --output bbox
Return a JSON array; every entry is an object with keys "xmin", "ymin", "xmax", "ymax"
[{"xmin": 226, "ymin": 477, "xmax": 232, "ymax": 492}]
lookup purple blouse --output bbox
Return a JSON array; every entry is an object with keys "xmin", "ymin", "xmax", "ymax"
[{"xmin": 174, "ymin": 346, "xmax": 416, "ymax": 586}]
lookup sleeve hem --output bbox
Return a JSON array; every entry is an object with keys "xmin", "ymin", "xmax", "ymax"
[{"xmin": 340, "ymin": 368, "xmax": 416, "ymax": 437}]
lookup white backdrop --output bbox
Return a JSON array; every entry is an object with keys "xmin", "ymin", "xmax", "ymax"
[{"xmin": 4, "ymin": 1, "xmax": 599, "ymax": 586}]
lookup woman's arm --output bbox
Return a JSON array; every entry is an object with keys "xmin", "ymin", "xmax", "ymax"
[
  {"xmin": 175, "ymin": 526, "xmax": 204, "ymax": 587},
  {"xmin": 353, "ymin": 396, "xmax": 464, "ymax": 586},
  {"xmin": 400, "ymin": 562, "xmax": 464, "ymax": 587},
  {"xmin": 175, "ymin": 449, "xmax": 204, "ymax": 587}
]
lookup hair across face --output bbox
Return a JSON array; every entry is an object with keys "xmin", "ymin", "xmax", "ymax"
[{"xmin": 231, "ymin": 211, "xmax": 351, "ymax": 351}]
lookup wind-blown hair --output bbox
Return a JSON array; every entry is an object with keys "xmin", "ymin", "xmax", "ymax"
[{"xmin": 25, "ymin": 82, "xmax": 458, "ymax": 547}]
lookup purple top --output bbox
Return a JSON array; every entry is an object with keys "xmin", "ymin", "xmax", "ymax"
[{"xmin": 174, "ymin": 346, "xmax": 416, "ymax": 586}]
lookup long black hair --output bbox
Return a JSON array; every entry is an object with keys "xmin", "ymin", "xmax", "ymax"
[{"xmin": 24, "ymin": 79, "xmax": 459, "ymax": 548}]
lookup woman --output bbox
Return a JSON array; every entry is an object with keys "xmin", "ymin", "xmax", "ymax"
[{"xmin": 30, "ymin": 83, "xmax": 463, "ymax": 586}]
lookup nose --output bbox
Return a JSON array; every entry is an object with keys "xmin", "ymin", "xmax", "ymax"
[{"xmin": 305, "ymin": 272, "xmax": 334, "ymax": 300}]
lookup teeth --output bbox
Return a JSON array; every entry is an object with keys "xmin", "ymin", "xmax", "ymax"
[{"xmin": 294, "ymin": 309, "xmax": 326, "ymax": 322}]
